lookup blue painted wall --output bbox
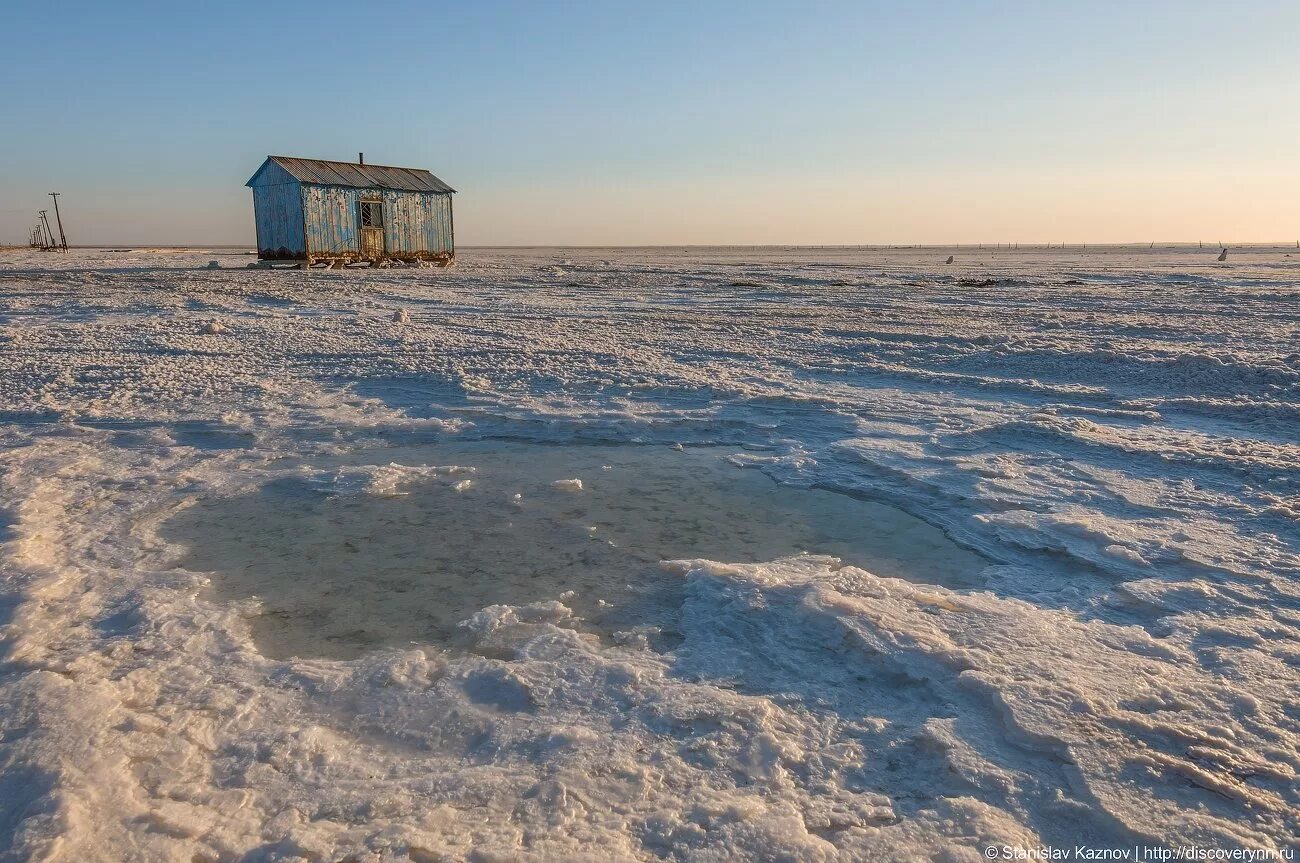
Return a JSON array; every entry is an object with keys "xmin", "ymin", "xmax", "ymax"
[
  {"xmin": 248, "ymin": 160, "xmax": 305, "ymax": 257},
  {"xmin": 300, "ymin": 185, "xmax": 454, "ymax": 258}
]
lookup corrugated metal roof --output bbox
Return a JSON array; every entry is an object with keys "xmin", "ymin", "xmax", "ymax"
[{"xmin": 260, "ymin": 156, "xmax": 456, "ymax": 193}]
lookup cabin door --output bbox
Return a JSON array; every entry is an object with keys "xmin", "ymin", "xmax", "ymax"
[{"xmin": 359, "ymin": 200, "xmax": 385, "ymax": 257}]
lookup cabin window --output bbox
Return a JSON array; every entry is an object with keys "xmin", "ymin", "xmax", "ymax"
[{"xmin": 359, "ymin": 201, "xmax": 383, "ymax": 229}]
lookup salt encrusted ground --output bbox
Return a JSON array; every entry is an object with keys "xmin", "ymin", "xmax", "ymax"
[{"xmin": 0, "ymin": 246, "xmax": 1297, "ymax": 861}]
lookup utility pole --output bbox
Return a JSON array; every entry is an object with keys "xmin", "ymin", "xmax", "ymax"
[
  {"xmin": 39, "ymin": 211, "xmax": 55, "ymax": 250},
  {"xmin": 48, "ymin": 192, "xmax": 68, "ymax": 252}
]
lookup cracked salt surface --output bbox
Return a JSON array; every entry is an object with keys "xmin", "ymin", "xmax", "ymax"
[
  {"xmin": 162, "ymin": 442, "xmax": 988, "ymax": 659},
  {"xmin": 0, "ymin": 246, "xmax": 1297, "ymax": 860}
]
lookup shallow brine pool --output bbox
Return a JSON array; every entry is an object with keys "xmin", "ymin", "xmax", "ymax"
[{"xmin": 164, "ymin": 442, "xmax": 987, "ymax": 659}]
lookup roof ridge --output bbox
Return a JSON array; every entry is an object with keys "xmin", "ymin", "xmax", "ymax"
[
  {"xmin": 270, "ymin": 155, "xmax": 426, "ymax": 172},
  {"xmin": 254, "ymin": 155, "xmax": 456, "ymax": 194}
]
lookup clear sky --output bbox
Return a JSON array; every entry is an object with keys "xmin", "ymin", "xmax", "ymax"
[{"xmin": 2, "ymin": 0, "xmax": 1297, "ymax": 246}]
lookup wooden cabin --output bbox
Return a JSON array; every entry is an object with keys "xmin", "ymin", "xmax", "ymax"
[{"xmin": 246, "ymin": 155, "xmax": 455, "ymax": 266}]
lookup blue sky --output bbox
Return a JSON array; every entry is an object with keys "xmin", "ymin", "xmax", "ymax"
[{"xmin": 2, "ymin": 0, "xmax": 1297, "ymax": 244}]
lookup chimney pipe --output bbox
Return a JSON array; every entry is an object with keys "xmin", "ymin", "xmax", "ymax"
[{"xmin": 359, "ymin": 152, "xmax": 364, "ymax": 165}]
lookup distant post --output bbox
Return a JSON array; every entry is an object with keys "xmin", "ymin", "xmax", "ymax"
[
  {"xmin": 39, "ymin": 211, "xmax": 55, "ymax": 249},
  {"xmin": 49, "ymin": 193, "xmax": 68, "ymax": 252}
]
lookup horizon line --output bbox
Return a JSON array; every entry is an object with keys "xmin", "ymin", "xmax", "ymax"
[{"xmin": 12, "ymin": 241, "xmax": 1300, "ymax": 251}]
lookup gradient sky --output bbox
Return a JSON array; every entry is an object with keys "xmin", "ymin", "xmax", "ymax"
[{"xmin": 2, "ymin": 0, "xmax": 1297, "ymax": 245}]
